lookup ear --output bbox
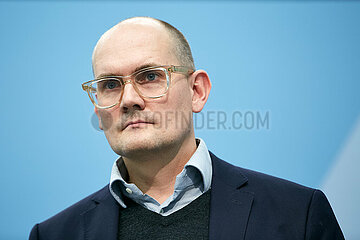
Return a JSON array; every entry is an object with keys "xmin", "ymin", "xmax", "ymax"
[
  {"xmin": 94, "ymin": 107, "xmax": 104, "ymax": 130},
  {"xmin": 190, "ymin": 70, "xmax": 212, "ymax": 113}
]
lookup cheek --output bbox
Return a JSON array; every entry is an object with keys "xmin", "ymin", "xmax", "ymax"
[
  {"xmin": 98, "ymin": 108, "xmax": 117, "ymax": 131},
  {"xmin": 155, "ymin": 94, "xmax": 190, "ymax": 117},
  {"xmin": 157, "ymin": 89, "xmax": 193, "ymax": 129},
  {"xmin": 174, "ymin": 87, "xmax": 193, "ymax": 112}
]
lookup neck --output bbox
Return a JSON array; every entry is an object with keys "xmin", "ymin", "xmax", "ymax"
[{"xmin": 123, "ymin": 134, "xmax": 197, "ymax": 204}]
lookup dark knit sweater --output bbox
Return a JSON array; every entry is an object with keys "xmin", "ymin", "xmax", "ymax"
[{"xmin": 118, "ymin": 191, "xmax": 211, "ymax": 240}]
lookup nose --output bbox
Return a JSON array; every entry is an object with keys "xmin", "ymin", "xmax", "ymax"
[{"xmin": 119, "ymin": 80, "xmax": 145, "ymax": 113}]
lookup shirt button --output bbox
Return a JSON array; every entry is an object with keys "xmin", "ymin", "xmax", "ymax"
[{"xmin": 125, "ymin": 188, "xmax": 132, "ymax": 194}]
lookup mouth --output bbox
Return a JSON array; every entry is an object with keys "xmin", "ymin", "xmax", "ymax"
[{"xmin": 123, "ymin": 120, "xmax": 154, "ymax": 130}]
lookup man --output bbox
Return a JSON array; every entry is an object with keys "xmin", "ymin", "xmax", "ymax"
[{"xmin": 29, "ymin": 17, "xmax": 344, "ymax": 240}]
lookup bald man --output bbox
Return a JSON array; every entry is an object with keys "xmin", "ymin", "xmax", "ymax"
[{"xmin": 29, "ymin": 17, "xmax": 344, "ymax": 240}]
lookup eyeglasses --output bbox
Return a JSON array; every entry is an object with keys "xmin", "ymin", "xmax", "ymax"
[{"xmin": 82, "ymin": 65, "xmax": 194, "ymax": 109}]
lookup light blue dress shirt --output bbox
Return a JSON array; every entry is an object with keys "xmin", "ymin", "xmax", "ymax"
[{"xmin": 109, "ymin": 138, "xmax": 212, "ymax": 216}]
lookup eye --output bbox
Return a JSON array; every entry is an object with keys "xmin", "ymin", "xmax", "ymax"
[
  {"xmin": 99, "ymin": 79, "xmax": 120, "ymax": 91},
  {"xmin": 103, "ymin": 80, "xmax": 120, "ymax": 90},
  {"xmin": 136, "ymin": 70, "xmax": 165, "ymax": 84},
  {"xmin": 106, "ymin": 81, "xmax": 118, "ymax": 89},
  {"xmin": 146, "ymin": 72, "xmax": 158, "ymax": 81},
  {"xmin": 135, "ymin": 69, "xmax": 167, "ymax": 85}
]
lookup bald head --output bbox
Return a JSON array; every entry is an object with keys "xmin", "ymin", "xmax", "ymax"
[{"xmin": 92, "ymin": 17, "xmax": 195, "ymax": 75}]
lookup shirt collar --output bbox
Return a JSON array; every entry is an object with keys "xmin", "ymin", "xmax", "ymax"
[
  {"xmin": 109, "ymin": 138, "xmax": 212, "ymax": 208},
  {"xmin": 185, "ymin": 138, "xmax": 212, "ymax": 192}
]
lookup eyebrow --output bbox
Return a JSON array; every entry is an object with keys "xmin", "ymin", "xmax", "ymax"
[{"xmin": 96, "ymin": 63, "xmax": 161, "ymax": 79}]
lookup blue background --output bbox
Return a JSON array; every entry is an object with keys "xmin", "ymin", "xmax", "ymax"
[{"xmin": 0, "ymin": 1, "xmax": 359, "ymax": 239}]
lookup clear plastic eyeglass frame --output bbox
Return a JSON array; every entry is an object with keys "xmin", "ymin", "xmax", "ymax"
[{"xmin": 82, "ymin": 65, "xmax": 195, "ymax": 109}]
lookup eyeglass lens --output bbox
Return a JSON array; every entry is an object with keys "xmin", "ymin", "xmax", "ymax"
[{"xmin": 89, "ymin": 68, "xmax": 169, "ymax": 107}]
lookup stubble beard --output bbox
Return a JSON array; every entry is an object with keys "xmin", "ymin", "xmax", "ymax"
[{"xmin": 107, "ymin": 117, "xmax": 193, "ymax": 161}]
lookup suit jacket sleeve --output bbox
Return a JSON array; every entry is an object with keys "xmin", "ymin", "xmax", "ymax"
[{"xmin": 305, "ymin": 190, "xmax": 344, "ymax": 240}]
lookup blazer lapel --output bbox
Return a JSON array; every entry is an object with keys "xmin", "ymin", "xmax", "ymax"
[
  {"xmin": 209, "ymin": 152, "xmax": 254, "ymax": 240},
  {"xmin": 81, "ymin": 187, "xmax": 120, "ymax": 240}
]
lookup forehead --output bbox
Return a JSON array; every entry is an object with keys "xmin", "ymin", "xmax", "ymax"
[{"xmin": 93, "ymin": 22, "xmax": 177, "ymax": 77}]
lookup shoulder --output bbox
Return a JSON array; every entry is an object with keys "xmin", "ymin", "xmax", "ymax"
[
  {"xmin": 240, "ymin": 164, "xmax": 315, "ymax": 196},
  {"xmin": 30, "ymin": 185, "xmax": 110, "ymax": 239},
  {"xmin": 44, "ymin": 185, "xmax": 110, "ymax": 223},
  {"xmin": 208, "ymin": 152, "xmax": 344, "ymax": 238},
  {"xmin": 210, "ymin": 151, "xmax": 317, "ymax": 202}
]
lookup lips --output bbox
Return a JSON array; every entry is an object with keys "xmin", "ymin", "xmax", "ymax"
[{"xmin": 123, "ymin": 119, "xmax": 153, "ymax": 130}]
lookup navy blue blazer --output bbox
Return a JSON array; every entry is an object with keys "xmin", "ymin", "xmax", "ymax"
[{"xmin": 30, "ymin": 152, "xmax": 344, "ymax": 239}]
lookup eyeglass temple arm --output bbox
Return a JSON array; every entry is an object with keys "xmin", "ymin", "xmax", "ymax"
[
  {"xmin": 82, "ymin": 84, "xmax": 96, "ymax": 92},
  {"xmin": 171, "ymin": 66, "xmax": 195, "ymax": 75}
]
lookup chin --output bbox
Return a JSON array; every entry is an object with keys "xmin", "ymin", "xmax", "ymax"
[
  {"xmin": 107, "ymin": 122, "xmax": 192, "ymax": 158},
  {"xmin": 110, "ymin": 131, "xmax": 168, "ymax": 158}
]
